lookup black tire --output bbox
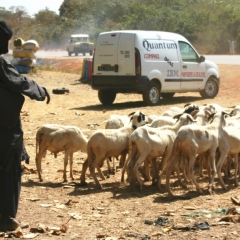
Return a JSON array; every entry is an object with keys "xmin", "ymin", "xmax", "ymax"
[
  {"xmin": 52, "ymin": 88, "xmax": 70, "ymax": 94},
  {"xmin": 89, "ymin": 50, "xmax": 93, "ymax": 56},
  {"xmin": 161, "ymin": 92, "xmax": 175, "ymax": 99},
  {"xmin": 98, "ymin": 90, "xmax": 116, "ymax": 105},
  {"xmin": 200, "ymin": 78, "xmax": 219, "ymax": 98},
  {"xmin": 68, "ymin": 51, "xmax": 71, "ymax": 56},
  {"xmin": 142, "ymin": 82, "xmax": 161, "ymax": 106},
  {"xmin": 74, "ymin": 50, "xmax": 78, "ymax": 56}
]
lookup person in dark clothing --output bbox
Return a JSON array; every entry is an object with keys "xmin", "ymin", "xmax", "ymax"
[{"xmin": 0, "ymin": 21, "xmax": 50, "ymax": 231}]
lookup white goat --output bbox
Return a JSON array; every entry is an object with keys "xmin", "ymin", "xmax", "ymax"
[
  {"xmin": 148, "ymin": 114, "xmax": 160, "ymax": 124},
  {"xmin": 104, "ymin": 114, "xmax": 130, "ymax": 129},
  {"xmin": 104, "ymin": 114, "xmax": 131, "ymax": 173},
  {"xmin": 162, "ymin": 111, "xmax": 227, "ymax": 196},
  {"xmin": 148, "ymin": 115, "xmax": 176, "ymax": 128},
  {"xmin": 216, "ymin": 126, "xmax": 240, "ymax": 190},
  {"xmin": 79, "ymin": 111, "xmax": 148, "ymax": 189},
  {"xmin": 161, "ymin": 107, "xmax": 183, "ymax": 117},
  {"xmin": 161, "ymin": 103, "xmax": 199, "ymax": 117},
  {"xmin": 178, "ymin": 109, "xmax": 212, "ymax": 181},
  {"xmin": 123, "ymin": 113, "xmax": 195, "ymax": 190},
  {"xmin": 35, "ymin": 124, "xmax": 88, "ymax": 182}
]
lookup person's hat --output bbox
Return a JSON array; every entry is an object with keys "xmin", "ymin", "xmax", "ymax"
[{"xmin": 0, "ymin": 21, "xmax": 13, "ymax": 54}]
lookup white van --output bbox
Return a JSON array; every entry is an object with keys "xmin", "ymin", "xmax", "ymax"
[{"xmin": 91, "ymin": 30, "xmax": 220, "ymax": 106}]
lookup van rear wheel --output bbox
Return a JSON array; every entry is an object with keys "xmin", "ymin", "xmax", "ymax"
[
  {"xmin": 98, "ymin": 90, "xmax": 116, "ymax": 105},
  {"xmin": 142, "ymin": 82, "xmax": 160, "ymax": 106}
]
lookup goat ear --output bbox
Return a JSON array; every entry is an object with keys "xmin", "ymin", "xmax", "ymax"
[
  {"xmin": 222, "ymin": 111, "xmax": 230, "ymax": 117},
  {"xmin": 183, "ymin": 103, "xmax": 191, "ymax": 107},
  {"xmin": 208, "ymin": 112, "xmax": 215, "ymax": 122},
  {"xmin": 128, "ymin": 112, "xmax": 136, "ymax": 116},
  {"xmin": 187, "ymin": 114, "xmax": 196, "ymax": 122},
  {"xmin": 229, "ymin": 109, "xmax": 234, "ymax": 115},
  {"xmin": 204, "ymin": 110, "xmax": 211, "ymax": 116},
  {"xmin": 130, "ymin": 116, "xmax": 133, "ymax": 121},
  {"xmin": 190, "ymin": 109, "xmax": 199, "ymax": 116},
  {"xmin": 173, "ymin": 113, "xmax": 182, "ymax": 119}
]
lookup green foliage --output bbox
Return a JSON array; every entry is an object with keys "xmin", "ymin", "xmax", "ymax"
[{"xmin": 0, "ymin": 0, "xmax": 240, "ymax": 53}]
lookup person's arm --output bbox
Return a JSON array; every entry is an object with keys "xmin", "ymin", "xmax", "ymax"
[{"xmin": 0, "ymin": 56, "xmax": 50, "ymax": 103}]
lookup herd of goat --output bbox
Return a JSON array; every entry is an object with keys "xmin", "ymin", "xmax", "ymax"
[{"xmin": 34, "ymin": 103, "xmax": 240, "ymax": 196}]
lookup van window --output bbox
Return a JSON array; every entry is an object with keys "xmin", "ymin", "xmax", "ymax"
[{"xmin": 179, "ymin": 41, "xmax": 198, "ymax": 62}]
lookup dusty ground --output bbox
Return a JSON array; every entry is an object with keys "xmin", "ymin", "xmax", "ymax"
[{"xmin": 3, "ymin": 60, "xmax": 240, "ymax": 239}]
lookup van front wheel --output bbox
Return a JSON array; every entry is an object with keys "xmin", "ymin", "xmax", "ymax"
[
  {"xmin": 142, "ymin": 83, "xmax": 160, "ymax": 106},
  {"xmin": 98, "ymin": 90, "xmax": 116, "ymax": 105},
  {"xmin": 200, "ymin": 78, "xmax": 219, "ymax": 98}
]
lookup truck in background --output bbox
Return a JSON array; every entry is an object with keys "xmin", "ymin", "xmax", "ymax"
[{"xmin": 66, "ymin": 34, "xmax": 94, "ymax": 56}]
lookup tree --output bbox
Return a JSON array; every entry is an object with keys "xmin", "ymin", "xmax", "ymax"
[{"xmin": 34, "ymin": 8, "xmax": 59, "ymax": 49}]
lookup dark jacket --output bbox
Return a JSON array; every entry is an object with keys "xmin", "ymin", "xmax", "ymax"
[{"xmin": 0, "ymin": 55, "xmax": 49, "ymax": 217}]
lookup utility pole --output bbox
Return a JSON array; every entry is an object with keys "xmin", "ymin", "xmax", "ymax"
[{"xmin": 228, "ymin": 40, "xmax": 236, "ymax": 55}]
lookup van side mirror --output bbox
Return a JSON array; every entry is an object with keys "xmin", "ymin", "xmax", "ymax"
[{"xmin": 198, "ymin": 55, "xmax": 205, "ymax": 63}]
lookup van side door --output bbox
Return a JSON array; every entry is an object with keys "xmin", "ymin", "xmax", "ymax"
[
  {"xmin": 141, "ymin": 39, "xmax": 181, "ymax": 91},
  {"xmin": 179, "ymin": 41, "xmax": 205, "ymax": 90},
  {"xmin": 160, "ymin": 40, "xmax": 181, "ymax": 90}
]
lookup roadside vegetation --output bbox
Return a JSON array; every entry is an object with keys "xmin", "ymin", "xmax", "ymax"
[{"xmin": 0, "ymin": 0, "xmax": 239, "ymax": 54}]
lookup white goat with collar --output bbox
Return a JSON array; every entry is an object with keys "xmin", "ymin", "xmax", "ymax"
[{"xmin": 79, "ymin": 111, "xmax": 148, "ymax": 189}]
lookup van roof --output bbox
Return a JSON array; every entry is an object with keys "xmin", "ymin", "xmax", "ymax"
[
  {"xmin": 99, "ymin": 30, "xmax": 187, "ymax": 41},
  {"xmin": 71, "ymin": 34, "xmax": 89, "ymax": 38}
]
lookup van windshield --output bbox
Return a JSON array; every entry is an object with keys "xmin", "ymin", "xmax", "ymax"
[{"xmin": 71, "ymin": 37, "xmax": 88, "ymax": 42}]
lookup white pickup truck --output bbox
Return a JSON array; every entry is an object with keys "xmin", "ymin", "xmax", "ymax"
[{"xmin": 66, "ymin": 34, "xmax": 94, "ymax": 56}]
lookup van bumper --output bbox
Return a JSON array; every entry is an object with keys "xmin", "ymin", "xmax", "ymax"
[{"xmin": 91, "ymin": 75, "xmax": 149, "ymax": 93}]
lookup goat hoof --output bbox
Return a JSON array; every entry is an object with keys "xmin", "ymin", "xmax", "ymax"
[
  {"xmin": 151, "ymin": 181, "xmax": 157, "ymax": 186},
  {"xmin": 181, "ymin": 183, "xmax": 187, "ymax": 189},
  {"xmin": 79, "ymin": 181, "xmax": 88, "ymax": 186},
  {"xmin": 207, "ymin": 189, "xmax": 212, "ymax": 195},
  {"xmin": 167, "ymin": 192, "xmax": 174, "ymax": 197}
]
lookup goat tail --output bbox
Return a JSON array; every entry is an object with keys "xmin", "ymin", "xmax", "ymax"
[
  {"xmin": 160, "ymin": 137, "xmax": 182, "ymax": 176},
  {"xmin": 121, "ymin": 138, "xmax": 134, "ymax": 182},
  {"xmin": 87, "ymin": 143, "xmax": 95, "ymax": 165},
  {"xmin": 35, "ymin": 129, "xmax": 42, "ymax": 157}
]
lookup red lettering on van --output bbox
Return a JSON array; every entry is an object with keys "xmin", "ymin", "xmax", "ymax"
[
  {"xmin": 144, "ymin": 54, "xmax": 159, "ymax": 59},
  {"xmin": 182, "ymin": 72, "xmax": 205, "ymax": 78}
]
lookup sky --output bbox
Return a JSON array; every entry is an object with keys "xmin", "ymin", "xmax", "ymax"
[{"xmin": 0, "ymin": 0, "xmax": 64, "ymax": 16}]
